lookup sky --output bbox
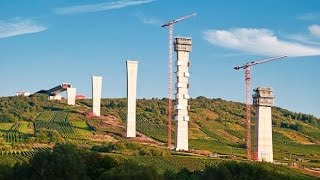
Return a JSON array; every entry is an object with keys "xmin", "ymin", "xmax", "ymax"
[{"xmin": 0, "ymin": 0, "xmax": 320, "ymax": 117}]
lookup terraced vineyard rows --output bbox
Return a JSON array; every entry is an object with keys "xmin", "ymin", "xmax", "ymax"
[
  {"xmin": 118, "ymin": 111, "xmax": 168, "ymax": 142},
  {"xmin": 34, "ymin": 111, "xmax": 80, "ymax": 139},
  {"xmin": 128, "ymin": 156, "xmax": 178, "ymax": 173},
  {"xmin": 115, "ymin": 155, "xmax": 223, "ymax": 173},
  {"xmin": 34, "ymin": 111, "xmax": 55, "ymax": 130},
  {"xmin": 136, "ymin": 114, "xmax": 168, "ymax": 142},
  {"xmin": 66, "ymin": 139, "xmax": 98, "ymax": 147},
  {"xmin": 162, "ymin": 156, "xmax": 221, "ymax": 171},
  {"xmin": 0, "ymin": 147, "xmax": 50, "ymax": 166},
  {"xmin": 0, "ymin": 154, "xmax": 27, "ymax": 166},
  {"xmin": 5, "ymin": 122, "xmax": 22, "ymax": 143}
]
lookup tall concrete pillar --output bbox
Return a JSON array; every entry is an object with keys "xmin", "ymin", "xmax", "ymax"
[
  {"xmin": 67, "ymin": 88, "xmax": 76, "ymax": 105},
  {"xmin": 92, "ymin": 76, "xmax": 102, "ymax": 116},
  {"xmin": 253, "ymin": 87, "xmax": 274, "ymax": 162},
  {"xmin": 174, "ymin": 37, "xmax": 192, "ymax": 151},
  {"xmin": 126, "ymin": 60, "xmax": 138, "ymax": 137}
]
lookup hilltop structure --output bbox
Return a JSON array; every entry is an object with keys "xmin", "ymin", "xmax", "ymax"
[
  {"xmin": 174, "ymin": 37, "xmax": 192, "ymax": 151},
  {"xmin": 16, "ymin": 91, "xmax": 31, "ymax": 96},
  {"xmin": 92, "ymin": 76, "xmax": 102, "ymax": 116},
  {"xmin": 36, "ymin": 83, "xmax": 71, "ymax": 100},
  {"xmin": 126, "ymin": 60, "xmax": 139, "ymax": 137},
  {"xmin": 253, "ymin": 87, "xmax": 274, "ymax": 162}
]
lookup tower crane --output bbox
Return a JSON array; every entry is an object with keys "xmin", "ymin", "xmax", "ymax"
[
  {"xmin": 162, "ymin": 12, "xmax": 196, "ymax": 148},
  {"xmin": 234, "ymin": 55, "xmax": 287, "ymax": 160}
]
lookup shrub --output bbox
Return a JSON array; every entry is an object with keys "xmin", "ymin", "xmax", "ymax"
[
  {"xmin": 101, "ymin": 162, "xmax": 161, "ymax": 180},
  {"xmin": 36, "ymin": 129, "xmax": 64, "ymax": 143},
  {"xmin": 138, "ymin": 148, "xmax": 151, "ymax": 156},
  {"xmin": 0, "ymin": 112, "xmax": 18, "ymax": 123}
]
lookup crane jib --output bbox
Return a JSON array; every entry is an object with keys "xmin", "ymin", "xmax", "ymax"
[
  {"xmin": 234, "ymin": 55, "xmax": 287, "ymax": 70},
  {"xmin": 161, "ymin": 13, "xmax": 196, "ymax": 28}
]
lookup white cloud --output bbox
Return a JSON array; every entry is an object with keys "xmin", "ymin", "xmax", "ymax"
[
  {"xmin": 203, "ymin": 28, "xmax": 320, "ymax": 57},
  {"xmin": 0, "ymin": 18, "xmax": 46, "ymax": 39},
  {"xmin": 309, "ymin": 24, "xmax": 320, "ymax": 37},
  {"xmin": 284, "ymin": 34, "xmax": 320, "ymax": 46},
  {"xmin": 135, "ymin": 13, "xmax": 161, "ymax": 26},
  {"xmin": 55, "ymin": 0, "xmax": 156, "ymax": 15},
  {"xmin": 297, "ymin": 13, "xmax": 320, "ymax": 21}
]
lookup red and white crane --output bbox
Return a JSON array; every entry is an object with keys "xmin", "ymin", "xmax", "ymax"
[
  {"xmin": 234, "ymin": 55, "xmax": 287, "ymax": 160},
  {"xmin": 162, "ymin": 12, "xmax": 196, "ymax": 148}
]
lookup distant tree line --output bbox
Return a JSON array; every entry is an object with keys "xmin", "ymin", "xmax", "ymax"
[
  {"xmin": 0, "ymin": 94, "xmax": 68, "ymax": 122},
  {"xmin": 275, "ymin": 107, "xmax": 319, "ymax": 127}
]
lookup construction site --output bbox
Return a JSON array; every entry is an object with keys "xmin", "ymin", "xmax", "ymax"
[
  {"xmin": 16, "ymin": 13, "xmax": 290, "ymax": 161},
  {"xmin": 1, "ymin": 8, "xmax": 320, "ymax": 179}
]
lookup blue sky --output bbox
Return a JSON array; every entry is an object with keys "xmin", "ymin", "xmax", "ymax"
[{"xmin": 1, "ymin": 0, "xmax": 320, "ymax": 116}]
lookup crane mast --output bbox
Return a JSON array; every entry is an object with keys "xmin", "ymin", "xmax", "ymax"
[
  {"xmin": 234, "ymin": 55, "xmax": 287, "ymax": 160},
  {"xmin": 162, "ymin": 13, "xmax": 196, "ymax": 149}
]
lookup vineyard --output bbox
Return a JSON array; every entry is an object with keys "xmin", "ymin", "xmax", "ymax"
[
  {"xmin": 0, "ymin": 95, "xmax": 320, "ymax": 177},
  {"xmin": 109, "ymin": 154, "xmax": 223, "ymax": 173},
  {"xmin": 35, "ymin": 111, "xmax": 82, "ymax": 139},
  {"xmin": 0, "ymin": 147, "xmax": 50, "ymax": 166},
  {"xmin": 33, "ymin": 111, "xmax": 98, "ymax": 148},
  {"xmin": 136, "ymin": 114, "xmax": 169, "ymax": 142},
  {"xmin": 0, "ymin": 110, "xmax": 95, "ymax": 166},
  {"xmin": 118, "ymin": 111, "xmax": 170, "ymax": 142},
  {"xmin": 5, "ymin": 122, "xmax": 22, "ymax": 143}
]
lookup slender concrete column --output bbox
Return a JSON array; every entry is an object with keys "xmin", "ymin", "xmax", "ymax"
[
  {"xmin": 67, "ymin": 88, "xmax": 76, "ymax": 105},
  {"xmin": 92, "ymin": 76, "xmax": 102, "ymax": 116},
  {"xmin": 253, "ymin": 87, "xmax": 274, "ymax": 162},
  {"xmin": 174, "ymin": 37, "xmax": 192, "ymax": 151},
  {"xmin": 126, "ymin": 60, "xmax": 138, "ymax": 137}
]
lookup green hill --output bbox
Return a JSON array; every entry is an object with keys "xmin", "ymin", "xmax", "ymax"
[
  {"xmin": 0, "ymin": 94, "xmax": 319, "ymax": 178},
  {"xmin": 95, "ymin": 96, "xmax": 320, "ymax": 167}
]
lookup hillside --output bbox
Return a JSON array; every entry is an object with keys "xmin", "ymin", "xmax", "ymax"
[
  {"xmin": 98, "ymin": 96, "xmax": 320, "ymax": 167},
  {"xmin": 0, "ymin": 94, "xmax": 320, "ymax": 178}
]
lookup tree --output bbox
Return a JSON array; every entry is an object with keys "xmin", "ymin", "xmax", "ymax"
[
  {"xmin": 35, "ymin": 129, "xmax": 64, "ymax": 143},
  {"xmin": 28, "ymin": 144, "xmax": 88, "ymax": 179},
  {"xmin": 84, "ymin": 152, "xmax": 117, "ymax": 179},
  {"xmin": 101, "ymin": 162, "xmax": 161, "ymax": 180},
  {"xmin": 35, "ymin": 129, "xmax": 49, "ymax": 143},
  {"xmin": 0, "ymin": 165, "xmax": 14, "ymax": 180},
  {"xmin": 0, "ymin": 112, "xmax": 18, "ymax": 122}
]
